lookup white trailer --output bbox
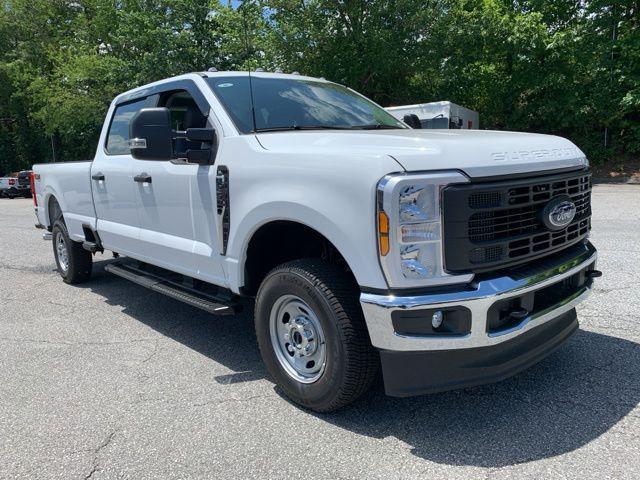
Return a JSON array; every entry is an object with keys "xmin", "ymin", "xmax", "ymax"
[{"xmin": 386, "ymin": 101, "xmax": 479, "ymax": 130}]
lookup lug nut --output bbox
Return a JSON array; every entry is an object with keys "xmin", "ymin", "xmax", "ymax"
[{"xmin": 431, "ymin": 310, "xmax": 444, "ymax": 329}]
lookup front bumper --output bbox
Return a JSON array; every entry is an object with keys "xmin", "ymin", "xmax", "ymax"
[{"xmin": 360, "ymin": 242, "xmax": 597, "ymax": 396}]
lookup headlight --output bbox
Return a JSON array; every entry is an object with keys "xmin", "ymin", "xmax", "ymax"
[{"xmin": 377, "ymin": 171, "xmax": 474, "ymax": 288}]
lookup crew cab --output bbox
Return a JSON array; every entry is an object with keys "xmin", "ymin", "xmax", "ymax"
[{"xmin": 32, "ymin": 71, "xmax": 599, "ymax": 412}]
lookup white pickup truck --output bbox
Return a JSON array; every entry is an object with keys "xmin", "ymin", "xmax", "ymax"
[{"xmin": 33, "ymin": 71, "xmax": 599, "ymax": 412}]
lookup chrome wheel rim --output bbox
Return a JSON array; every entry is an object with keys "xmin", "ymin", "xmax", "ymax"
[
  {"xmin": 56, "ymin": 233, "xmax": 69, "ymax": 273},
  {"xmin": 269, "ymin": 295, "xmax": 327, "ymax": 384}
]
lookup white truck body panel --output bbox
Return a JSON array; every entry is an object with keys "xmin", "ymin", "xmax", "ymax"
[
  {"xmin": 34, "ymin": 161, "xmax": 95, "ymax": 242},
  {"xmin": 254, "ymin": 129, "xmax": 587, "ymax": 179},
  {"xmin": 222, "ymin": 135, "xmax": 402, "ymax": 292}
]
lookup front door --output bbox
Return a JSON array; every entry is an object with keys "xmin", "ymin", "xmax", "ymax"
[{"xmin": 131, "ymin": 86, "xmax": 226, "ymax": 286}]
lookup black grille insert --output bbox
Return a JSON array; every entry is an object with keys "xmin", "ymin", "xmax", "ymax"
[{"xmin": 443, "ymin": 169, "xmax": 592, "ymax": 273}]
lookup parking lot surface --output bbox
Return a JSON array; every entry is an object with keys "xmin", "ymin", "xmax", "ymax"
[{"xmin": 1, "ymin": 184, "xmax": 639, "ymax": 479}]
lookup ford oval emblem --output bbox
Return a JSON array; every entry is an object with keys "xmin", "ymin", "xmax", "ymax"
[{"xmin": 541, "ymin": 195, "xmax": 576, "ymax": 230}]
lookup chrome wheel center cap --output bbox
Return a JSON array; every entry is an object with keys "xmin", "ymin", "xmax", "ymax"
[{"xmin": 286, "ymin": 316, "xmax": 317, "ymax": 357}]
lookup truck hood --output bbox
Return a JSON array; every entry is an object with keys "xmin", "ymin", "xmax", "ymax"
[{"xmin": 256, "ymin": 129, "xmax": 587, "ymax": 178}]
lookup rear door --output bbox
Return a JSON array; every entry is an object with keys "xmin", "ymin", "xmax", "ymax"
[{"xmin": 91, "ymin": 97, "xmax": 152, "ymax": 254}]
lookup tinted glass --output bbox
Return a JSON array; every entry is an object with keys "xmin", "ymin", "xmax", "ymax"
[
  {"xmin": 207, "ymin": 77, "xmax": 253, "ymax": 133},
  {"xmin": 163, "ymin": 91, "xmax": 206, "ymax": 130},
  {"xmin": 163, "ymin": 90, "xmax": 210, "ymax": 157},
  {"xmin": 105, "ymin": 98, "xmax": 148, "ymax": 155},
  {"xmin": 206, "ymin": 76, "xmax": 405, "ymax": 133}
]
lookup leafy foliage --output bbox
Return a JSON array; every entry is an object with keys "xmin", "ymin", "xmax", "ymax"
[{"xmin": 0, "ymin": 0, "xmax": 638, "ymax": 171}]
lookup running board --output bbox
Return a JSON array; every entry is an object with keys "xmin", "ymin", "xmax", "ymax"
[{"xmin": 104, "ymin": 262, "xmax": 240, "ymax": 316}]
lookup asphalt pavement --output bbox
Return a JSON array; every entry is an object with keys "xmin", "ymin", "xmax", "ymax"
[{"xmin": 1, "ymin": 185, "xmax": 639, "ymax": 479}]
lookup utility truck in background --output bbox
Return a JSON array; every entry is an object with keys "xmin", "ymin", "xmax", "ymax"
[
  {"xmin": 32, "ymin": 71, "xmax": 598, "ymax": 412},
  {"xmin": 386, "ymin": 101, "xmax": 479, "ymax": 130}
]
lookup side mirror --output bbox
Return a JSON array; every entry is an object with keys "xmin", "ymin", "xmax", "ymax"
[
  {"xmin": 129, "ymin": 108, "xmax": 173, "ymax": 160},
  {"xmin": 403, "ymin": 114, "xmax": 422, "ymax": 129},
  {"xmin": 185, "ymin": 127, "xmax": 216, "ymax": 165},
  {"xmin": 186, "ymin": 128, "xmax": 216, "ymax": 143}
]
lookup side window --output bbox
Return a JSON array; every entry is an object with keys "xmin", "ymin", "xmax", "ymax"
[
  {"xmin": 163, "ymin": 90, "xmax": 207, "ymax": 130},
  {"xmin": 105, "ymin": 98, "xmax": 148, "ymax": 155}
]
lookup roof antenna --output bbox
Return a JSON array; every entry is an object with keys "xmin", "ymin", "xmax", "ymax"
[{"xmin": 248, "ymin": 71, "xmax": 258, "ymax": 133}]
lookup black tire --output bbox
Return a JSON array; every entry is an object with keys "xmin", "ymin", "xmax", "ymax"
[
  {"xmin": 52, "ymin": 219, "xmax": 92, "ymax": 284},
  {"xmin": 255, "ymin": 259, "xmax": 379, "ymax": 412}
]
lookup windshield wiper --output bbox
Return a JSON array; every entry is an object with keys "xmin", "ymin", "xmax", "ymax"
[
  {"xmin": 254, "ymin": 125, "xmax": 354, "ymax": 133},
  {"xmin": 350, "ymin": 123, "xmax": 403, "ymax": 130}
]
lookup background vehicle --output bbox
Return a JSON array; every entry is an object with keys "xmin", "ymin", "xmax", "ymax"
[
  {"xmin": 0, "ymin": 176, "xmax": 15, "ymax": 197},
  {"xmin": 1, "ymin": 171, "xmax": 32, "ymax": 198},
  {"xmin": 386, "ymin": 101, "xmax": 479, "ymax": 130},
  {"xmin": 32, "ymin": 71, "xmax": 598, "ymax": 412}
]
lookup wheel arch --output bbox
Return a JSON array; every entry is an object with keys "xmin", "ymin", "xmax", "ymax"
[
  {"xmin": 232, "ymin": 205, "xmax": 357, "ymax": 295},
  {"xmin": 237, "ymin": 215, "xmax": 359, "ymax": 296},
  {"xmin": 46, "ymin": 193, "xmax": 63, "ymax": 228}
]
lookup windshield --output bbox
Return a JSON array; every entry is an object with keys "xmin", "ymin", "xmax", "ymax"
[{"xmin": 205, "ymin": 76, "xmax": 406, "ymax": 133}]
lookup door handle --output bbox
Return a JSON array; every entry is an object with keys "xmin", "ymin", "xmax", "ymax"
[
  {"xmin": 91, "ymin": 173, "xmax": 105, "ymax": 181},
  {"xmin": 134, "ymin": 174, "xmax": 152, "ymax": 183}
]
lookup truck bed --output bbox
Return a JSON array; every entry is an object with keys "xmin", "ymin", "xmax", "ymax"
[{"xmin": 33, "ymin": 161, "xmax": 96, "ymax": 242}]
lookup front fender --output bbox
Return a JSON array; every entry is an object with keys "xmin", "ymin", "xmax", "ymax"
[
  {"xmin": 218, "ymin": 137, "xmax": 404, "ymax": 294},
  {"xmin": 226, "ymin": 201, "xmax": 383, "ymax": 291}
]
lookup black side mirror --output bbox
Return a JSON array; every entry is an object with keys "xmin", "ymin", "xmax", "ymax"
[
  {"xmin": 186, "ymin": 128, "xmax": 216, "ymax": 143},
  {"xmin": 129, "ymin": 108, "xmax": 173, "ymax": 160},
  {"xmin": 185, "ymin": 127, "xmax": 216, "ymax": 165},
  {"xmin": 403, "ymin": 114, "xmax": 422, "ymax": 129}
]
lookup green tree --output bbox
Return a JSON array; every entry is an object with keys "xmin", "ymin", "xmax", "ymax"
[{"xmin": 0, "ymin": 0, "xmax": 638, "ymax": 170}]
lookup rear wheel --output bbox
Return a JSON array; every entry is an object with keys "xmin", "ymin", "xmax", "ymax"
[
  {"xmin": 255, "ymin": 259, "xmax": 379, "ymax": 412},
  {"xmin": 52, "ymin": 220, "xmax": 92, "ymax": 284}
]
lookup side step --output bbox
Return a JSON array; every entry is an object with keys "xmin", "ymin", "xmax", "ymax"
[{"xmin": 104, "ymin": 261, "xmax": 241, "ymax": 316}]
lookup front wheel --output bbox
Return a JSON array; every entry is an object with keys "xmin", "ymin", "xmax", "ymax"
[{"xmin": 255, "ymin": 259, "xmax": 379, "ymax": 412}]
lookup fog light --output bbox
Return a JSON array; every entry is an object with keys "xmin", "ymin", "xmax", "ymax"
[{"xmin": 431, "ymin": 310, "xmax": 444, "ymax": 329}]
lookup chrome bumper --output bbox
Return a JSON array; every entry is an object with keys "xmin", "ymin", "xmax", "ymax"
[{"xmin": 360, "ymin": 243, "xmax": 597, "ymax": 352}]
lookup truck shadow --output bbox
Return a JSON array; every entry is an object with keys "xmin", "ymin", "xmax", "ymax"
[
  {"xmin": 84, "ymin": 259, "xmax": 640, "ymax": 468},
  {"xmin": 319, "ymin": 328, "xmax": 640, "ymax": 467}
]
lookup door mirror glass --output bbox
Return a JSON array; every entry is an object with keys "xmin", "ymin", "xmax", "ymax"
[
  {"xmin": 129, "ymin": 108, "xmax": 173, "ymax": 160},
  {"xmin": 184, "ymin": 127, "xmax": 216, "ymax": 165},
  {"xmin": 186, "ymin": 127, "xmax": 216, "ymax": 143}
]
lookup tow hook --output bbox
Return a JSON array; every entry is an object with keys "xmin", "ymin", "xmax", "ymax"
[
  {"xmin": 585, "ymin": 270, "xmax": 603, "ymax": 279},
  {"xmin": 42, "ymin": 232, "xmax": 52, "ymax": 241}
]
